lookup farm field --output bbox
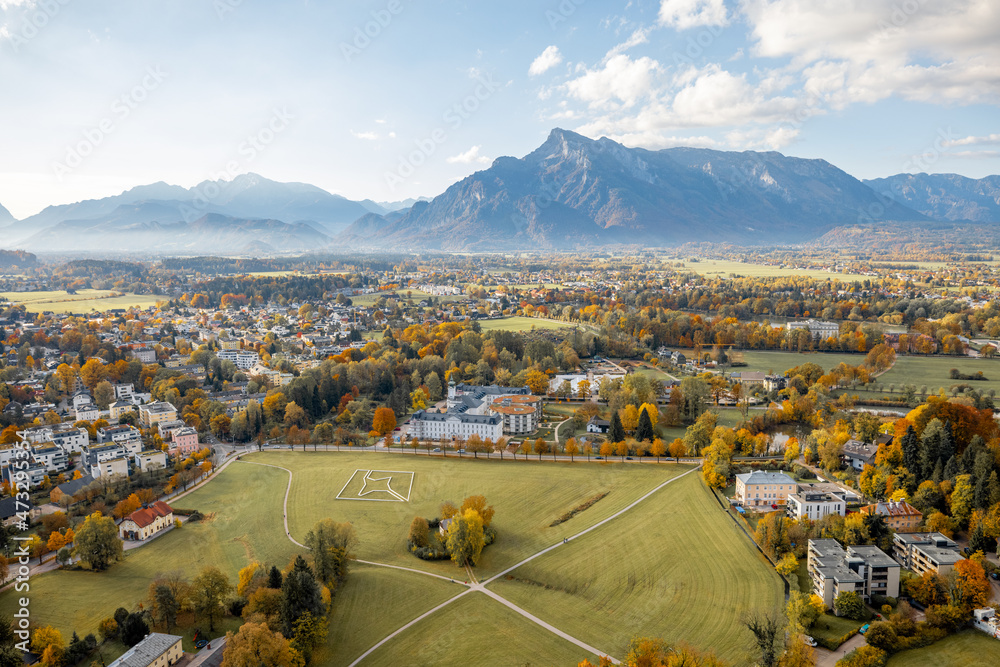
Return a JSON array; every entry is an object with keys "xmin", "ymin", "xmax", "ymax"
[
  {"xmin": 487, "ymin": 471, "xmax": 784, "ymax": 663},
  {"xmin": 738, "ymin": 350, "xmax": 867, "ymax": 375},
  {"xmin": 252, "ymin": 451, "xmax": 693, "ymax": 579},
  {"xmin": 477, "ymin": 316, "xmax": 574, "ymax": 332},
  {"xmin": 860, "ymin": 354, "xmax": 1000, "ymax": 396},
  {"xmin": 356, "ymin": 592, "xmax": 588, "ymax": 667},
  {"xmin": 684, "ymin": 258, "xmax": 860, "ymax": 281},
  {"xmin": 886, "ymin": 629, "xmax": 1000, "ymax": 666},
  {"xmin": 0, "ymin": 289, "xmax": 162, "ymax": 313},
  {"xmin": 0, "ymin": 462, "xmax": 295, "ymax": 641}
]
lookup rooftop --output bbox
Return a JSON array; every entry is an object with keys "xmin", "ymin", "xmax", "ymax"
[
  {"xmin": 107, "ymin": 633, "xmax": 181, "ymax": 667},
  {"xmin": 735, "ymin": 471, "xmax": 796, "ymax": 485}
]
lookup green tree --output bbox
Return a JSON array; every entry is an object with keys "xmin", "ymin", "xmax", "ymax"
[
  {"xmin": 192, "ymin": 566, "xmax": 232, "ymax": 632},
  {"xmin": 154, "ymin": 584, "xmax": 180, "ymax": 632},
  {"xmin": 834, "ymin": 591, "xmax": 865, "ymax": 620},
  {"xmin": 290, "ymin": 611, "xmax": 327, "ymax": 665},
  {"xmin": 280, "ymin": 556, "xmax": 326, "ymax": 638},
  {"xmin": 72, "ymin": 512, "xmax": 123, "ymax": 571},
  {"xmin": 304, "ymin": 519, "xmax": 357, "ymax": 588},
  {"xmin": 609, "ymin": 411, "xmax": 625, "ymax": 444},
  {"xmin": 635, "ymin": 408, "xmax": 654, "ymax": 442}
]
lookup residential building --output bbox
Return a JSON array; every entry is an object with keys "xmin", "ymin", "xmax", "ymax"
[
  {"xmin": 168, "ymin": 427, "xmax": 199, "ymax": 457},
  {"xmin": 30, "ymin": 444, "xmax": 67, "ymax": 473},
  {"xmin": 787, "ymin": 319, "xmax": 840, "ymax": 340},
  {"xmin": 71, "ymin": 391, "xmax": 93, "ymax": 411},
  {"xmin": 22, "ymin": 424, "xmax": 89, "ymax": 453},
  {"xmin": 489, "ymin": 395, "xmax": 543, "ymax": 434},
  {"xmin": 764, "ymin": 375, "xmax": 787, "ymax": 392},
  {"xmin": 892, "ymin": 532, "xmax": 964, "ymax": 576},
  {"xmin": 973, "ymin": 608, "xmax": 1000, "ymax": 640},
  {"xmin": 109, "ymin": 400, "xmax": 137, "ymax": 421},
  {"xmin": 91, "ymin": 456, "xmax": 129, "ymax": 479},
  {"xmin": 860, "ymin": 501, "xmax": 923, "ymax": 532},
  {"xmin": 134, "ymin": 449, "xmax": 167, "ymax": 472},
  {"xmin": 119, "ymin": 501, "xmax": 174, "ymax": 541},
  {"xmin": 732, "ymin": 371, "xmax": 766, "ymax": 389},
  {"xmin": 113, "ymin": 383, "xmax": 135, "ymax": 400},
  {"xmin": 217, "ymin": 349, "xmax": 260, "ymax": 370},
  {"xmin": 734, "ymin": 470, "xmax": 797, "ymax": 508},
  {"xmin": 82, "ymin": 443, "xmax": 126, "ymax": 468},
  {"xmin": 74, "ymin": 403, "xmax": 100, "ymax": 421},
  {"xmin": 106, "ymin": 632, "xmax": 182, "ymax": 667},
  {"xmin": 97, "ymin": 425, "xmax": 143, "ymax": 452},
  {"xmin": 808, "ymin": 538, "xmax": 900, "ymax": 607},
  {"xmin": 842, "ymin": 439, "xmax": 879, "ymax": 471},
  {"xmin": 586, "ymin": 418, "xmax": 610, "ymax": 434},
  {"xmin": 139, "ymin": 401, "xmax": 177, "ymax": 427},
  {"xmin": 787, "ymin": 489, "xmax": 845, "ymax": 521},
  {"xmin": 219, "ymin": 339, "xmax": 241, "ymax": 350},
  {"xmin": 134, "ymin": 348, "xmax": 157, "ymax": 363},
  {"xmin": 0, "ymin": 495, "xmax": 35, "ymax": 527},
  {"xmin": 49, "ymin": 474, "xmax": 95, "ymax": 505}
]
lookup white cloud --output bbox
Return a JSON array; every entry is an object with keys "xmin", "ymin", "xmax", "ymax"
[
  {"xmin": 529, "ymin": 46, "xmax": 563, "ymax": 77},
  {"xmin": 606, "ymin": 28, "xmax": 649, "ymax": 58},
  {"xmin": 0, "ymin": 0, "xmax": 36, "ymax": 9},
  {"xmin": 941, "ymin": 133, "xmax": 1000, "ymax": 148},
  {"xmin": 446, "ymin": 145, "xmax": 490, "ymax": 165},
  {"xmin": 565, "ymin": 54, "xmax": 660, "ymax": 108},
  {"xmin": 658, "ymin": 0, "xmax": 729, "ymax": 29},
  {"xmin": 351, "ymin": 131, "xmax": 379, "ymax": 141}
]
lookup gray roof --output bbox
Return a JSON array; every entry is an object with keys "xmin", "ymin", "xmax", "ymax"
[
  {"xmin": 842, "ymin": 439, "xmax": 878, "ymax": 463},
  {"xmin": 107, "ymin": 634, "xmax": 182, "ymax": 667},
  {"xmin": 849, "ymin": 545, "xmax": 899, "ymax": 568},
  {"xmin": 735, "ymin": 471, "xmax": 796, "ymax": 485},
  {"xmin": 412, "ymin": 410, "xmax": 501, "ymax": 425}
]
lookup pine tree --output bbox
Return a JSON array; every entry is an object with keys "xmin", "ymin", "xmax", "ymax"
[
  {"xmin": 267, "ymin": 565, "xmax": 283, "ymax": 589},
  {"xmin": 901, "ymin": 426, "xmax": 920, "ymax": 475},
  {"xmin": 932, "ymin": 458, "xmax": 944, "ymax": 484},
  {"xmin": 921, "ymin": 431, "xmax": 941, "ymax": 480},
  {"xmin": 974, "ymin": 474, "xmax": 990, "ymax": 510},
  {"xmin": 609, "ymin": 411, "xmax": 625, "ymax": 444},
  {"xmin": 635, "ymin": 408, "xmax": 654, "ymax": 443},
  {"xmin": 969, "ymin": 521, "xmax": 989, "ymax": 555},
  {"xmin": 987, "ymin": 471, "xmax": 1000, "ymax": 508},
  {"xmin": 939, "ymin": 421, "xmax": 955, "ymax": 463},
  {"xmin": 280, "ymin": 556, "xmax": 325, "ymax": 637},
  {"xmin": 944, "ymin": 456, "xmax": 960, "ymax": 483},
  {"xmin": 960, "ymin": 435, "xmax": 984, "ymax": 474}
]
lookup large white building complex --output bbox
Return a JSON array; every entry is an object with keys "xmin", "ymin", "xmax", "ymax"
[
  {"xmin": 787, "ymin": 319, "xmax": 840, "ymax": 340},
  {"xmin": 409, "ymin": 382, "xmax": 541, "ymax": 441}
]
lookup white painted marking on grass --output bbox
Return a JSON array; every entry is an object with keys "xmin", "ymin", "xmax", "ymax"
[{"xmin": 337, "ymin": 469, "xmax": 414, "ymax": 502}]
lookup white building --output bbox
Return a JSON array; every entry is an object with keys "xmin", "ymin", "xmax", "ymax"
[
  {"xmin": 74, "ymin": 404, "xmax": 100, "ymax": 421},
  {"xmin": 134, "ymin": 348, "xmax": 157, "ymax": 363},
  {"xmin": 808, "ymin": 539, "xmax": 900, "ymax": 607},
  {"xmin": 787, "ymin": 489, "xmax": 846, "ymax": 521},
  {"xmin": 91, "ymin": 456, "xmax": 130, "ymax": 479},
  {"xmin": 134, "ymin": 449, "xmax": 167, "ymax": 472},
  {"xmin": 217, "ymin": 349, "xmax": 260, "ymax": 370},
  {"xmin": 22, "ymin": 424, "xmax": 89, "ymax": 453},
  {"xmin": 787, "ymin": 320, "xmax": 840, "ymax": 341},
  {"xmin": 973, "ymin": 608, "xmax": 1000, "ymax": 640},
  {"xmin": 409, "ymin": 410, "xmax": 502, "ymax": 442}
]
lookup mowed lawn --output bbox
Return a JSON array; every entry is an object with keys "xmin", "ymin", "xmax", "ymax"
[
  {"xmin": 321, "ymin": 563, "xmax": 463, "ymax": 666},
  {"xmin": 739, "ymin": 350, "xmax": 867, "ymax": 375},
  {"xmin": 356, "ymin": 592, "xmax": 589, "ymax": 667},
  {"xmin": 0, "ymin": 462, "xmax": 295, "ymax": 638},
  {"xmin": 487, "ymin": 471, "xmax": 784, "ymax": 663},
  {"xmin": 861, "ymin": 354, "xmax": 1000, "ymax": 396},
  {"xmin": 0, "ymin": 289, "xmax": 162, "ymax": 313},
  {"xmin": 886, "ymin": 629, "xmax": 1000, "ymax": 666},
  {"xmin": 249, "ymin": 451, "xmax": 694, "ymax": 579},
  {"xmin": 477, "ymin": 316, "xmax": 573, "ymax": 332}
]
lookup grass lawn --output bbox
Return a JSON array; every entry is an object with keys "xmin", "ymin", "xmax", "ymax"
[
  {"xmin": 0, "ymin": 289, "xmax": 162, "ymax": 313},
  {"xmin": 356, "ymin": 592, "xmax": 589, "ymax": 667},
  {"xmin": 477, "ymin": 316, "xmax": 573, "ymax": 332},
  {"xmin": 858, "ymin": 354, "xmax": 1000, "ymax": 397},
  {"xmin": 809, "ymin": 613, "xmax": 864, "ymax": 648},
  {"xmin": 737, "ymin": 351, "xmax": 868, "ymax": 376},
  {"xmin": 886, "ymin": 629, "xmax": 1000, "ymax": 666},
  {"xmin": 0, "ymin": 463, "xmax": 296, "ymax": 639},
  {"xmin": 321, "ymin": 563, "xmax": 464, "ymax": 666},
  {"xmin": 487, "ymin": 471, "xmax": 784, "ymax": 663},
  {"xmin": 252, "ymin": 451, "xmax": 694, "ymax": 580},
  {"xmin": 685, "ymin": 258, "xmax": 860, "ymax": 282}
]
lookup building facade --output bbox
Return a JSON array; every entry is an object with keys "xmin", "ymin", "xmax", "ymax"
[
  {"xmin": 118, "ymin": 501, "xmax": 174, "ymax": 541},
  {"xmin": 735, "ymin": 471, "xmax": 797, "ymax": 508},
  {"xmin": 861, "ymin": 501, "xmax": 922, "ymax": 532},
  {"xmin": 892, "ymin": 532, "xmax": 964, "ymax": 576},
  {"xmin": 808, "ymin": 539, "xmax": 900, "ymax": 608}
]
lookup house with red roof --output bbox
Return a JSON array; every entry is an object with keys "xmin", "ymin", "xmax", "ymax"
[{"xmin": 119, "ymin": 501, "xmax": 174, "ymax": 541}]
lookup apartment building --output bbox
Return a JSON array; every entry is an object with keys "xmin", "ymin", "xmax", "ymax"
[
  {"xmin": 787, "ymin": 489, "xmax": 846, "ymax": 521},
  {"xmin": 892, "ymin": 532, "xmax": 964, "ymax": 576},
  {"xmin": 139, "ymin": 401, "xmax": 177, "ymax": 427},
  {"xmin": 861, "ymin": 501, "xmax": 923, "ymax": 532},
  {"xmin": 734, "ymin": 471, "xmax": 797, "ymax": 508},
  {"xmin": 808, "ymin": 538, "xmax": 900, "ymax": 608}
]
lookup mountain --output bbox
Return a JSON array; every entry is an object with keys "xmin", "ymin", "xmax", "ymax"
[
  {"xmin": 863, "ymin": 173, "xmax": 1000, "ymax": 222},
  {"xmin": 4, "ymin": 174, "xmax": 373, "ymax": 248},
  {"xmin": 337, "ymin": 128, "xmax": 926, "ymax": 250},
  {"xmin": 0, "ymin": 202, "xmax": 16, "ymax": 225},
  {"xmin": 17, "ymin": 213, "xmax": 330, "ymax": 254},
  {"xmin": 373, "ymin": 197, "xmax": 430, "ymax": 212}
]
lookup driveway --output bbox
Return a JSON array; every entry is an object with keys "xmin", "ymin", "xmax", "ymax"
[{"xmin": 813, "ymin": 632, "xmax": 865, "ymax": 667}]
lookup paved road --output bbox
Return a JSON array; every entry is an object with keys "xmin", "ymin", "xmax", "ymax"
[{"xmin": 814, "ymin": 632, "xmax": 865, "ymax": 667}]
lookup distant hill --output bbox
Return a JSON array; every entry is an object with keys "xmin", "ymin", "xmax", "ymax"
[
  {"xmin": 2, "ymin": 173, "xmax": 373, "ymax": 250},
  {"xmin": 0, "ymin": 249, "xmax": 37, "ymax": 269},
  {"xmin": 337, "ymin": 128, "xmax": 926, "ymax": 250},
  {"xmin": 864, "ymin": 173, "xmax": 1000, "ymax": 222},
  {"xmin": 17, "ymin": 213, "xmax": 330, "ymax": 253},
  {"xmin": 0, "ymin": 202, "xmax": 16, "ymax": 226}
]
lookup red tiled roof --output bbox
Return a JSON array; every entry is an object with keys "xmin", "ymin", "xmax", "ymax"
[{"xmin": 125, "ymin": 501, "xmax": 173, "ymax": 528}]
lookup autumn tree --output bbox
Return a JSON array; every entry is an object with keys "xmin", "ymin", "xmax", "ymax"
[
  {"xmin": 834, "ymin": 591, "xmax": 865, "ymax": 620},
  {"xmin": 565, "ymin": 437, "xmax": 579, "ymax": 462},
  {"xmin": 79, "ymin": 359, "xmax": 107, "ymax": 391},
  {"xmin": 460, "ymin": 495, "xmax": 495, "ymax": 527},
  {"xmin": 446, "ymin": 508, "xmax": 485, "ymax": 567},
  {"xmin": 304, "ymin": 519, "xmax": 357, "ymax": 588},
  {"xmin": 371, "ymin": 407, "xmax": 397, "ymax": 436},
  {"xmin": 221, "ymin": 621, "xmax": 297, "ymax": 667},
  {"xmin": 949, "ymin": 557, "xmax": 990, "ymax": 608},
  {"xmin": 408, "ymin": 517, "xmax": 429, "ymax": 547},
  {"xmin": 668, "ymin": 438, "xmax": 687, "ymax": 461},
  {"xmin": 72, "ymin": 512, "xmax": 123, "ymax": 571},
  {"xmin": 525, "ymin": 369, "xmax": 549, "ymax": 395}
]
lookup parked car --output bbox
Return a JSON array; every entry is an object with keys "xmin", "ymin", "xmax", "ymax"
[
  {"xmin": 432, "ymin": 447, "xmax": 441, "ymax": 452},
  {"xmin": 804, "ymin": 636, "xmax": 817, "ymax": 647},
  {"xmin": 594, "ymin": 455, "xmax": 603, "ymax": 460},
  {"xmin": 457, "ymin": 448, "xmax": 466, "ymax": 454},
  {"xmin": 859, "ymin": 624, "xmax": 870, "ymax": 635},
  {"xmin": 626, "ymin": 456, "xmax": 633, "ymax": 460},
  {"xmin": 991, "ymin": 572, "xmax": 999, "ymax": 580},
  {"xmin": 771, "ymin": 504, "xmax": 779, "ymax": 509}
]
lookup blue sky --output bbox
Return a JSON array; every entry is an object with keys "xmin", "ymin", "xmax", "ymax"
[{"xmin": 1, "ymin": 0, "xmax": 997, "ymax": 218}]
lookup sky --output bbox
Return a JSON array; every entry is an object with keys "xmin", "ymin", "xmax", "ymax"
[{"xmin": 0, "ymin": 0, "xmax": 998, "ymax": 219}]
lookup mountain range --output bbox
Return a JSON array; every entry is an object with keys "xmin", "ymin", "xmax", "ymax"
[{"xmin": 1, "ymin": 129, "xmax": 997, "ymax": 254}]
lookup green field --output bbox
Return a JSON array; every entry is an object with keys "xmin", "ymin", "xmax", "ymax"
[
  {"xmin": 487, "ymin": 471, "xmax": 784, "ymax": 663},
  {"xmin": 886, "ymin": 629, "xmax": 1000, "ymax": 666},
  {"xmin": 0, "ymin": 463, "xmax": 295, "ymax": 640},
  {"xmin": 685, "ymin": 258, "xmax": 860, "ymax": 282},
  {"xmin": 862, "ymin": 354, "xmax": 1000, "ymax": 396},
  {"xmin": 0, "ymin": 289, "xmax": 162, "ymax": 313},
  {"xmin": 738, "ymin": 350, "xmax": 868, "ymax": 376},
  {"xmin": 477, "ymin": 316, "xmax": 573, "ymax": 332},
  {"xmin": 357, "ymin": 592, "xmax": 588, "ymax": 667},
  {"xmin": 809, "ymin": 612, "xmax": 864, "ymax": 648},
  {"xmin": 263, "ymin": 452, "xmax": 693, "ymax": 579}
]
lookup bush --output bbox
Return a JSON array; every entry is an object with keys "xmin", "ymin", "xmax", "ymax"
[
  {"xmin": 835, "ymin": 591, "xmax": 866, "ymax": 620},
  {"xmin": 186, "ymin": 511, "xmax": 203, "ymax": 522},
  {"xmin": 227, "ymin": 596, "xmax": 248, "ymax": 617},
  {"xmin": 836, "ymin": 645, "xmax": 887, "ymax": 667},
  {"xmin": 171, "ymin": 508, "xmax": 200, "ymax": 516},
  {"xmin": 869, "ymin": 594, "xmax": 896, "ymax": 609},
  {"xmin": 863, "ymin": 622, "xmax": 898, "ymax": 652}
]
